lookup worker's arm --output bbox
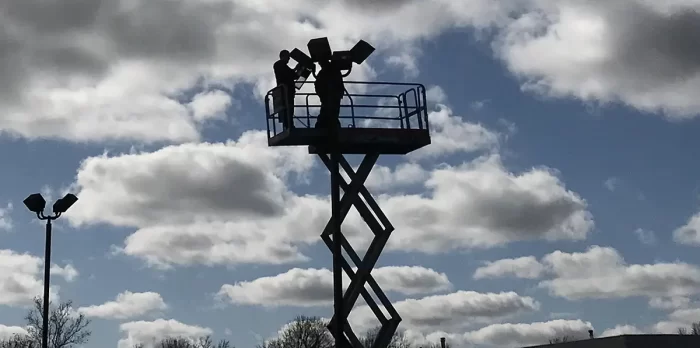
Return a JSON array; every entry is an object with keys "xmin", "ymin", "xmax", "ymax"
[{"xmin": 274, "ymin": 62, "xmax": 295, "ymax": 84}]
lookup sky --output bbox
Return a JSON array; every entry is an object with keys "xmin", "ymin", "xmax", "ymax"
[{"xmin": 2, "ymin": 0, "xmax": 700, "ymax": 347}]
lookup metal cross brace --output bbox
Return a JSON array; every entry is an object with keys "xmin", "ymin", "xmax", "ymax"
[{"xmin": 318, "ymin": 153, "xmax": 402, "ymax": 348}]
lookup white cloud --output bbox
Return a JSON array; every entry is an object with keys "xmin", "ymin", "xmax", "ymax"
[
  {"xmin": 462, "ymin": 319, "xmax": 593, "ymax": 348},
  {"xmin": 349, "ymin": 291, "xmax": 540, "ymax": 333},
  {"xmin": 385, "ymin": 49, "xmax": 420, "ymax": 78},
  {"xmin": 408, "ymin": 105, "xmax": 500, "ymax": 160},
  {"xmin": 667, "ymin": 308, "xmax": 700, "ymax": 324},
  {"xmin": 67, "ymin": 130, "xmax": 325, "ymax": 268},
  {"xmin": 218, "ymin": 266, "xmax": 451, "ymax": 307},
  {"xmin": 364, "ymin": 163, "xmax": 429, "ymax": 192},
  {"xmin": 0, "ymin": 325, "xmax": 28, "ymax": 340},
  {"xmin": 50, "ymin": 263, "xmax": 79, "ymax": 282},
  {"xmin": 0, "ymin": 203, "xmax": 12, "ymax": 231},
  {"xmin": 540, "ymin": 246, "xmax": 700, "ymax": 300},
  {"xmin": 473, "ymin": 246, "xmax": 700, "ymax": 302},
  {"xmin": 1, "ymin": 0, "xmax": 695, "ymax": 148},
  {"xmin": 604, "ymin": 177, "xmax": 620, "ymax": 192},
  {"xmin": 673, "ymin": 212, "xmax": 700, "ymax": 245},
  {"xmin": 383, "ymin": 154, "xmax": 593, "ymax": 253},
  {"xmin": 634, "ymin": 228, "xmax": 656, "ymax": 245},
  {"xmin": 649, "ymin": 296, "xmax": 691, "ymax": 310},
  {"xmin": 473, "ymin": 256, "xmax": 546, "ymax": 279},
  {"xmin": 600, "ymin": 325, "xmax": 645, "ymax": 337},
  {"xmin": 187, "ymin": 89, "xmax": 233, "ymax": 122},
  {"xmin": 67, "ymin": 128, "xmax": 591, "ymax": 268},
  {"xmin": 425, "ymin": 85, "xmax": 447, "ymax": 105},
  {"xmin": 78, "ymin": 291, "xmax": 167, "ymax": 320},
  {"xmin": 653, "ymin": 307, "xmax": 700, "ymax": 334},
  {"xmin": 493, "ymin": 0, "xmax": 700, "ymax": 118},
  {"xmin": 118, "ymin": 319, "xmax": 212, "ymax": 348},
  {"xmin": 0, "ymin": 249, "xmax": 76, "ymax": 307},
  {"xmin": 0, "ymin": 0, "xmax": 519, "ymax": 143}
]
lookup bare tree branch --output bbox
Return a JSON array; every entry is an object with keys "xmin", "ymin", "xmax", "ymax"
[{"xmin": 23, "ymin": 297, "xmax": 91, "ymax": 348}]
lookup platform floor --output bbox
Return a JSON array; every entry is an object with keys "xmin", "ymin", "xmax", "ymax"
[{"xmin": 268, "ymin": 127, "xmax": 431, "ymax": 155}]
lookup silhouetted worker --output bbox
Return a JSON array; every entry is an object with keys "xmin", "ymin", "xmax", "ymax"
[
  {"xmin": 274, "ymin": 50, "xmax": 297, "ymax": 129},
  {"xmin": 314, "ymin": 59, "xmax": 344, "ymax": 129}
]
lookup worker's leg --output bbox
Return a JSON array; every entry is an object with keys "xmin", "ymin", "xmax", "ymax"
[
  {"xmin": 286, "ymin": 91, "xmax": 296, "ymax": 128},
  {"xmin": 316, "ymin": 96, "xmax": 330, "ymax": 128},
  {"xmin": 329, "ymin": 94, "xmax": 342, "ymax": 128}
]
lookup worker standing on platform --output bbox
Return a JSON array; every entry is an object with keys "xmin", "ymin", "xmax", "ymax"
[
  {"xmin": 273, "ymin": 50, "xmax": 298, "ymax": 130},
  {"xmin": 314, "ymin": 59, "xmax": 344, "ymax": 129}
]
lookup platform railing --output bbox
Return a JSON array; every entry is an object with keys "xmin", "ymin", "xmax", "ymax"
[{"xmin": 264, "ymin": 81, "xmax": 428, "ymax": 140}]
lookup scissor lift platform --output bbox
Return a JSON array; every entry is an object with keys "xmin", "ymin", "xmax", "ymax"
[
  {"xmin": 264, "ymin": 81, "xmax": 431, "ymax": 155},
  {"xmin": 269, "ymin": 127, "xmax": 430, "ymax": 155}
]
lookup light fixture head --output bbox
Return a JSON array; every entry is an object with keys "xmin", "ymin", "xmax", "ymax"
[
  {"xmin": 350, "ymin": 39, "xmax": 375, "ymax": 64},
  {"xmin": 290, "ymin": 48, "xmax": 314, "ymax": 68},
  {"xmin": 331, "ymin": 50, "xmax": 353, "ymax": 71},
  {"xmin": 53, "ymin": 193, "xmax": 78, "ymax": 214},
  {"xmin": 307, "ymin": 37, "xmax": 332, "ymax": 62},
  {"xmin": 23, "ymin": 193, "xmax": 46, "ymax": 214}
]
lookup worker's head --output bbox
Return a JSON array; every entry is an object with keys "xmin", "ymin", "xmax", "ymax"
[{"xmin": 279, "ymin": 50, "xmax": 290, "ymax": 63}]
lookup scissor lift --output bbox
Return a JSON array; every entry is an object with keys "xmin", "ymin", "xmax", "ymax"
[{"xmin": 264, "ymin": 81, "xmax": 431, "ymax": 348}]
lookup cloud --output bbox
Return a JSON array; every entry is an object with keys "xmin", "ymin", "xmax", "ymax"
[
  {"xmin": 118, "ymin": 319, "xmax": 212, "ymax": 348},
  {"xmin": 68, "ymin": 132, "xmax": 590, "ymax": 268},
  {"xmin": 462, "ymin": 319, "xmax": 593, "ymax": 348},
  {"xmin": 425, "ymin": 86, "xmax": 447, "ymax": 105},
  {"xmin": 649, "ymin": 296, "xmax": 691, "ymax": 310},
  {"xmin": 67, "ymin": 130, "xmax": 326, "ymax": 268},
  {"xmin": 78, "ymin": 291, "xmax": 167, "ymax": 320},
  {"xmin": 673, "ymin": 212, "xmax": 700, "ymax": 245},
  {"xmin": 364, "ymin": 163, "xmax": 429, "ymax": 193},
  {"xmin": 0, "ymin": 249, "xmax": 76, "ymax": 307},
  {"xmin": 187, "ymin": 90, "xmax": 233, "ymax": 122},
  {"xmin": 0, "ymin": 325, "xmax": 28, "ymax": 340},
  {"xmin": 0, "ymin": 203, "xmax": 12, "ymax": 231},
  {"xmin": 2, "ymin": 0, "xmax": 695, "ymax": 147},
  {"xmin": 50, "ymin": 263, "xmax": 79, "ymax": 282},
  {"xmin": 540, "ymin": 246, "xmax": 700, "ymax": 300},
  {"xmin": 493, "ymin": 0, "xmax": 700, "ymax": 118},
  {"xmin": 218, "ymin": 266, "xmax": 451, "ymax": 307},
  {"xmin": 474, "ymin": 246, "xmax": 700, "ymax": 301},
  {"xmin": 473, "ymin": 256, "xmax": 546, "ymax": 279},
  {"xmin": 408, "ymin": 105, "xmax": 501, "ymax": 160},
  {"xmin": 385, "ymin": 47, "xmax": 420, "ymax": 78},
  {"xmin": 600, "ymin": 325, "xmax": 645, "ymax": 337},
  {"xmin": 383, "ymin": 154, "xmax": 593, "ymax": 253},
  {"xmin": 0, "ymin": 0, "xmax": 519, "ymax": 143},
  {"xmin": 634, "ymin": 228, "xmax": 657, "ymax": 245},
  {"xmin": 667, "ymin": 308, "xmax": 700, "ymax": 325},
  {"xmin": 349, "ymin": 291, "xmax": 540, "ymax": 333},
  {"xmin": 653, "ymin": 307, "xmax": 700, "ymax": 333},
  {"xmin": 604, "ymin": 177, "xmax": 620, "ymax": 192}
]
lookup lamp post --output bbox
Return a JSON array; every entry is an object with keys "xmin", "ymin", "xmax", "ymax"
[{"xmin": 23, "ymin": 193, "xmax": 78, "ymax": 348}]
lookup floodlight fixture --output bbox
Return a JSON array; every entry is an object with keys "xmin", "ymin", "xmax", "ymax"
[
  {"xmin": 53, "ymin": 193, "xmax": 78, "ymax": 214},
  {"xmin": 23, "ymin": 193, "xmax": 46, "ymax": 214},
  {"xmin": 349, "ymin": 40, "xmax": 375, "ymax": 64},
  {"xmin": 331, "ymin": 50, "xmax": 353, "ymax": 71},
  {"xmin": 287, "ymin": 37, "xmax": 375, "ymax": 87},
  {"xmin": 307, "ymin": 37, "xmax": 332, "ymax": 62},
  {"xmin": 290, "ymin": 48, "xmax": 313, "ymax": 68}
]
